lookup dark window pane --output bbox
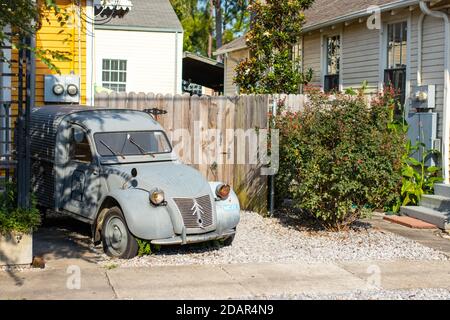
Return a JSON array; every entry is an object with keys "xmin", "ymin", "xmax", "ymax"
[
  {"xmin": 70, "ymin": 133, "xmax": 92, "ymax": 163},
  {"xmin": 111, "ymin": 60, "xmax": 119, "ymax": 70},
  {"xmin": 102, "ymin": 59, "xmax": 110, "ymax": 70},
  {"xmin": 102, "ymin": 71, "xmax": 109, "ymax": 81},
  {"xmin": 326, "ymin": 35, "xmax": 340, "ymax": 75},
  {"xmin": 111, "ymin": 72, "xmax": 118, "ymax": 82},
  {"xmin": 120, "ymin": 60, "xmax": 127, "ymax": 71}
]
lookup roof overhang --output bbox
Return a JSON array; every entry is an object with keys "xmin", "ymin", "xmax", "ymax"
[
  {"xmin": 302, "ymin": 0, "xmax": 421, "ymax": 32},
  {"xmin": 215, "ymin": 0, "xmax": 428, "ymax": 54},
  {"xmin": 214, "ymin": 43, "xmax": 248, "ymax": 56},
  {"xmin": 183, "ymin": 52, "xmax": 224, "ymax": 92},
  {"xmin": 94, "ymin": 0, "xmax": 133, "ymax": 11}
]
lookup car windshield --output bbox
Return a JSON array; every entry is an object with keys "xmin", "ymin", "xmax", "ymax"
[{"xmin": 94, "ymin": 131, "xmax": 172, "ymax": 157}]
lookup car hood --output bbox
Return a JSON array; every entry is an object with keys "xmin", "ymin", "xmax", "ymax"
[{"xmin": 103, "ymin": 162, "xmax": 213, "ymax": 198}]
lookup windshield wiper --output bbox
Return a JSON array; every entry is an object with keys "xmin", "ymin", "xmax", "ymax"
[
  {"xmin": 99, "ymin": 139, "xmax": 125, "ymax": 159},
  {"xmin": 128, "ymin": 136, "xmax": 156, "ymax": 158}
]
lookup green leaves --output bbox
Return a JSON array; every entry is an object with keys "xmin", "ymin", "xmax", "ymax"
[
  {"xmin": 0, "ymin": 182, "xmax": 41, "ymax": 235},
  {"xmin": 275, "ymin": 89, "xmax": 407, "ymax": 229},
  {"xmin": 0, "ymin": 0, "xmax": 72, "ymax": 73},
  {"xmin": 397, "ymin": 141, "xmax": 443, "ymax": 210},
  {"xmin": 234, "ymin": 0, "xmax": 314, "ymax": 94}
]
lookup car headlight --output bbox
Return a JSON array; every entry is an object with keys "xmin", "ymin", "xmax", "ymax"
[
  {"xmin": 150, "ymin": 189, "xmax": 165, "ymax": 206},
  {"xmin": 216, "ymin": 184, "xmax": 231, "ymax": 200}
]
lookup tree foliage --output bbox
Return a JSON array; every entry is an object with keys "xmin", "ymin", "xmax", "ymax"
[
  {"xmin": 0, "ymin": 0, "xmax": 71, "ymax": 72},
  {"xmin": 234, "ymin": 0, "xmax": 315, "ymax": 94},
  {"xmin": 170, "ymin": 0, "xmax": 249, "ymax": 57},
  {"xmin": 274, "ymin": 88, "xmax": 406, "ymax": 230}
]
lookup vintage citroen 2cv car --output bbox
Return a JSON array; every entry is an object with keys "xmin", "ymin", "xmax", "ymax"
[{"xmin": 30, "ymin": 106, "xmax": 240, "ymax": 259}]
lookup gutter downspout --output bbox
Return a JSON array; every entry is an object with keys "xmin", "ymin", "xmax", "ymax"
[
  {"xmin": 174, "ymin": 31, "xmax": 179, "ymax": 94},
  {"xmin": 419, "ymin": 1, "xmax": 450, "ymax": 184}
]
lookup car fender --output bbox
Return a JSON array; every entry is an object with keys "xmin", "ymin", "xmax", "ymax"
[
  {"xmin": 209, "ymin": 182, "xmax": 241, "ymax": 233},
  {"xmin": 101, "ymin": 189, "xmax": 175, "ymax": 240}
]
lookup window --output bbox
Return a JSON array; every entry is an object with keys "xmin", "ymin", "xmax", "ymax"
[
  {"xmin": 385, "ymin": 22, "xmax": 407, "ymax": 106},
  {"xmin": 94, "ymin": 131, "xmax": 172, "ymax": 157},
  {"xmin": 324, "ymin": 35, "xmax": 340, "ymax": 93},
  {"xmin": 70, "ymin": 133, "xmax": 93, "ymax": 163},
  {"xmin": 102, "ymin": 59, "xmax": 127, "ymax": 92}
]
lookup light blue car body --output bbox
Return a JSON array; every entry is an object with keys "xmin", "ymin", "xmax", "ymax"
[{"xmin": 30, "ymin": 106, "xmax": 240, "ymax": 244}]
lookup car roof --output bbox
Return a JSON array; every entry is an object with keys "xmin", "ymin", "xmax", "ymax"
[{"xmin": 31, "ymin": 105, "xmax": 164, "ymax": 133}]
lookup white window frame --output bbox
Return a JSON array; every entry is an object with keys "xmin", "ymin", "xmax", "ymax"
[
  {"xmin": 102, "ymin": 59, "xmax": 127, "ymax": 92},
  {"xmin": 321, "ymin": 28, "xmax": 343, "ymax": 92},
  {"xmin": 379, "ymin": 14, "xmax": 412, "ymax": 112}
]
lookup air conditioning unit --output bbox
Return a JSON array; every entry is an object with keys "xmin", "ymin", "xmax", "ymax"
[{"xmin": 44, "ymin": 75, "xmax": 80, "ymax": 103}]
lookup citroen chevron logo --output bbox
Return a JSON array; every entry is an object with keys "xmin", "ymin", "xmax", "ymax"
[{"xmin": 191, "ymin": 198, "xmax": 204, "ymax": 226}]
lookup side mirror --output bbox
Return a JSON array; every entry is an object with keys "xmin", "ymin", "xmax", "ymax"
[{"xmin": 72, "ymin": 128, "xmax": 85, "ymax": 143}]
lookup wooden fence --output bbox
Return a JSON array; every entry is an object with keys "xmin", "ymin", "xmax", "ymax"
[{"xmin": 95, "ymin": 92, "xmax": 306, "ymax": 213}]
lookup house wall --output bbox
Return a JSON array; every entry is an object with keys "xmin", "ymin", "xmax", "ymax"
[
  {"xmin": 341, "ymin": 22, "xmax": 380, "ymax": 93},
  {"xmin": 94, "ymin": 29, "xmax": 183, "ymax": 95},
  {"xmin": 224, "ymin": 49, "xmax": 250, "ymax": 96},
  {"xmin": 410, "ymin": 12, "xmax": 446, "ymax": 139},
  {"xmin": 302, "ymin": 31, "xmax": 322, "ymax": 86},
  {"xmin": 300, "ymin": 8, "xmax": 448, "ymax": 140},
  {"xmin": 33, "ymin": 0, "xmax": 88, "ymax": 105}
]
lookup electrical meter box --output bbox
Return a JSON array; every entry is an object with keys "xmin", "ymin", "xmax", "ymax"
[
  {"xmin": 411, "ymin": 85, "xmax": 435, "ymax": 110},
  {"xmin": 44, "ymin": 74, "xmax": 80, "ymax": 103},
  {"xmin": 407, "ymin": 112, "xmax": 439, "ymax": 167}
]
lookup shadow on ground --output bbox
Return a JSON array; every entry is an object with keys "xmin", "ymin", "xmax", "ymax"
[{"xmin": 33, "ymin": 214, "xmax": 104, "ymax": 265}]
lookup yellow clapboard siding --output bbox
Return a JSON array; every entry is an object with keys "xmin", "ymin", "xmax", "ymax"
[
  {"xmin": 11, "ymin": 0, "xmax": 89, "ymax": 109},
  {"xmin": 35, "ymin": 0, "xmax": 87, "ymax": 104}
]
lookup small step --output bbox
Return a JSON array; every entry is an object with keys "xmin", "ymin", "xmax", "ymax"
[
  {"xmin": 400, "ymin": 206, "xmax": 449, "ymax": 230},
  {"xmin": 420, "ymin": 194, "xmax": 450, "ymax": 212},
  {"xmin": 434, "ymin": 183, "xmax": 450, "ymax": 198},
  {"xmin": 383, "ymin": 215, "xmax": 437, "ymax": 229}
]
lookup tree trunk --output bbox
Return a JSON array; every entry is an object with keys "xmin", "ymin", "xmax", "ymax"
[
  {"xmin": 214, "ymin": 0, "xmax": 223, "ymax": 60},
  {"xmin": 208, "ymin": 0, "xmax": 214, "ymax": 58}
]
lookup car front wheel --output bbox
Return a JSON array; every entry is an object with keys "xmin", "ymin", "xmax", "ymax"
[{"xmin": 101, "ymin": 207, "xmax": 138, "ymax": 259}]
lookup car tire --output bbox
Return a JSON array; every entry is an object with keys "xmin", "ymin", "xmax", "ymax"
[
  {"xmin": 101, "ymin": 207, "xmax": 138, "ymax": 259},
  {"xmin": 222, "ymin": 234, "xmax": 235, "ymax": 246}
]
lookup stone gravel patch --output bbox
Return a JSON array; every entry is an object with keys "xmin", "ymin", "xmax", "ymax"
[
  {"xmin": 257, "ymin": 288, "xmax": 450, "ymax": 300},
  {"xmin": 101, "ymin": 211, "xmax": 448, "ymax": 268}
]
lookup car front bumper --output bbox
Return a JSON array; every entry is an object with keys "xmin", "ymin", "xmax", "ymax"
[{"xmin": 150, "ymin": 229, "xmax": 236, "ymax": 246}]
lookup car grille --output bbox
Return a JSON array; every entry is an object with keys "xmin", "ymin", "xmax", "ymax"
[{"xmin": 173, "ymin": 195, "xmax": 214, "ymax": 229}]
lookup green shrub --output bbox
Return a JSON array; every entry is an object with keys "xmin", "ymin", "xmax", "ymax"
[
  {"xmin": 274, "ymin": 88, "xmax": 406, "ymax": 230},
  {"xmin": 0, "ymin": 183, "xmax": 41, "ymax": 235}
]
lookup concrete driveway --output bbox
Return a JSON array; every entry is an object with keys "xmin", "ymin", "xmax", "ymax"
[{"xmin": 1, "ymin": 215, "xmax": 450, "ymax": 300}]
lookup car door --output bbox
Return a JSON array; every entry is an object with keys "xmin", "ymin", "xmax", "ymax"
[{"xmin": 61, "ymin": 125, "xmax": 101, "ymax": 220}]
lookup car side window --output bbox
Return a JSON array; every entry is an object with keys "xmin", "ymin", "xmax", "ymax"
[{"xmin": 70, "ymin": 130, "xmax": 93, "ymax": 163}]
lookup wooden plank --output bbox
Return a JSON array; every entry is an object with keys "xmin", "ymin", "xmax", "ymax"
[
  {"xmin": 215, "ymin": 97, "xmax": 227, "ymax": 183},
  {"xmin": 207, "ymin": 96, "xmax": 220, "ymax": 181},
  {"xmin": 180, "ymin": 93, "xmax": 191, "ymax": 163},
  {"xmin": 190, "ymin": 95, "xmax": 200, "ymax": 170},
  {"xmin": 198, "ymin": 95, "xmax": 210, "ymax": 178},
  {"xmin": 127, "ymin": 92, "xmax": 138, "ymax": 110},
  {"xmin": 172, "ymin": 94, "xmax": 183, "ymax": 157},
  {"xmin": 136, "ymin": 92, "xmax": 147, "ymax": 111}
]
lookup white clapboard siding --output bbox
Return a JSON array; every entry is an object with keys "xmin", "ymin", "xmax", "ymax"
[
  {"xmin": 410, "ymin": 12, "xmax": 445, "ymax": 138},
  {"xmin": 95, "ymin": 29, "xmax": 183, "ymax": 95},
  {"xmin": 342, "ymin": 22, "xmax": 380, "ymax": 92},
  {"xmin": 302, "ymin": 32, "xmax": 322, "ymax": 86},
  {"xmin": 224, "ymin": 49, "xmax": 250, "ymax": 96}
]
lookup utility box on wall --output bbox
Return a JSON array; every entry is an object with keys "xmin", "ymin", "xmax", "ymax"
[
  {"xmin": 407, "ymin": 112, "xmax": 439, "ymax": 167},
  {"xmin": 44, "ymin": 74, "xmax": 80, "ymax": 103},
  {"xmin": 411, "ymin": 85, "xmax": 435, "ymax": 110}
]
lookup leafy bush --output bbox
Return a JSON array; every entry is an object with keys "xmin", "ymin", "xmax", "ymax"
[
  {"xmin": 0, "ymin": 183, "xmax": 41, "ymax": 235},
  {"xmin": 390, "ymin": 141, "xmax": 443, "ymax": 213},
  {"xmin": 274, "ymin": 88, "xmax": 406, "ymax": 230}
]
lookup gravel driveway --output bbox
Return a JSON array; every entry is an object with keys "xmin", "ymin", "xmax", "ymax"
[{"xmin": 100, "ymin": 211, "xmax": 448, "ymax": 268}]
